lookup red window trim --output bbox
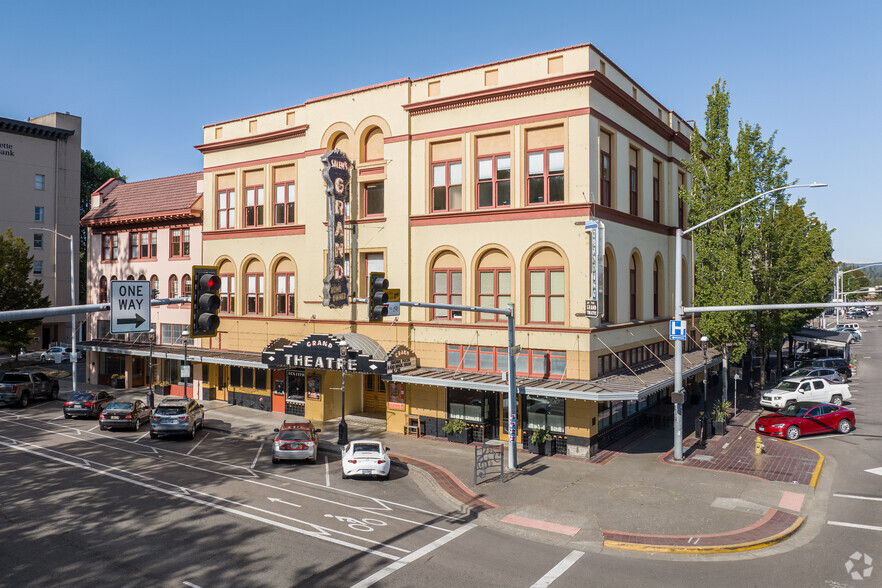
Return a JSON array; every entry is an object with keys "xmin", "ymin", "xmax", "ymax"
[
  {"xmin": 219, "ymin": 274, "xmax": 235, "ymax": 315},
  {"xmin": 362, "ymin": 182, "xmax": 384, "ymax": 218},
  {"xmin": 101, "ymin": 234, "xmax": 119, "ymax": 261},
  {"xmin": 245, "ymin": 272, "xmax": 264, "ymax": 315},
  {"xmin": 476, "ymin": 267, "xmax": 510, "ymax": 322},
  {"xmin": 244, "ymin": 184, "xmax": 264, "ymax": 228},
  {"xmin": 169, "ymin": 228, "xmax": 191, "ymax": 259},
  {"xmin": 431, "ymin": 268, "xmax": 462, "ymax": 321},
  {"xmin": 526, "ymin": 146, "xmax": 565, "ymax": 206},
  {"xmin": 446, "ymin": 344, "xmax": 567, "ymax": 378},
  {"xmin": 274, "ymin": 181, "xmax": 296, "ymax": 225},
  {"xmin": 129, "ymin": 230, "xmax": 157, "ymax": 261},
  {"xmin": 216, "ymin": 189, "xmax": 236, "ymax": 230},
  {"xmin": 527, "ymin": 267, "xmax": 565, "ymax": 325},
  {"xmin": 274, "ymin": 271, "xmax": 296, "ymax": 315},
  {"xmin": 476, "ymin": 152, "xmax": 511, "ymax": 209},
  {"xmin": 168, "ymin": 275, "xmax": 180, "ymax": 299},
  {"xmin": 652, "ymin": 162, "xmax": 661, "ymax": 223},
  {"xmin": 431, "ymin": 158, "xmax": 463, "ymax": 213}
]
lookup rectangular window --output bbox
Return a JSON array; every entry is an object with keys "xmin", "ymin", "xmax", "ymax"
[
  {"xmin": 600, "ymin": 131, "xmax": 612, "ymax": 207},
  {"xmin": 35, "ymin": 174, "xmax": 45, "ymax": 190},
  {"xmin": 524, "ymin": 395, "xmax": 565, "ymax": 434},
  {"xmin": 130, "ymin": 231, "xmax": 157, "ymax": 260},
  {"xmin": 33, "ymin": 234, "xmax": 43, "ymax": 249},
  {"xmin": 629, "ymin": 147, "xmax": 639, "ymax": 216},
  {"xmin": 101, "ymin": 234, "xmax": 119, "ymax": 261},
  {"xmin": 34, "ymin": 206, "xmax": 44, "ymax": 222},
  {"xmin": 652, "ymin": 161, "xmax": 661, "ymax": 223},
  {"xmin": 364, "ymin": 182, "xmax": 384, "ymax": 216},
  {"xmin": 432, "ymin": 269, "xmax": 462, "ymax": 320},
  {"xmin": 33, "ymin": 261, "xmax": 42, "ymax": 275},
  {"xmin": 445, "ymin": 345, "xmax": 564, "ymax": 378},
  {"xmin": 447, "ymin": 388, "xmax": 485, "ymax": 423},
  {"xmin": 160, "ymin": 324, "xmax": 185, "ymax": 345},
  {"xmin": 528, "ymin": 269, "xmax": 565, "ymax": 324},
  {"xmin": 220, "ymin": 274, "xmax": 235, "ymax": 314},
  {"xmin": 275, "ymin": 273, "xmax": 295, "ymax": 315},
  {"xmin": 217, "ymin": 189, "xmax": 235, "ymax": 230},
  {"xmin": 476, "ymin": 155, "xmax": 511, "ymax": 208},
  {"xmin": 527, "ymin": 148, "xmax": 565, "ymax": 204},
  {"xmin": 245, "ymin": 185, "xmax": 265, "ymax": 227},
  {"xmin": 274, "ymin": 182, "xmax": 295, "ymax": 224},
  {"xmin": 246, "ymin": 274, "xmax": 264, "ymax": 314},
  {"xmin": 432, "ymin": 161, "xmax": 462, "ymax": 212},
  {"xmin": 478, "ymin": 269, "xmax": 510, "ymax": 321}
]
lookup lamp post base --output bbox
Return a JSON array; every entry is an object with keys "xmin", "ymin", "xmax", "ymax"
[{"xmin": 337, "ymin": 419, "xmax": 348, "ymax": 446}]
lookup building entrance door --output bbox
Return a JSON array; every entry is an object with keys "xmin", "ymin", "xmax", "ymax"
[
  {"xmin": 363, "ymin": 374, "xmax": 385, "ymax": 414},
  {"xmin": 285, "ymin": 369, "xmax": 305, "ymax": 416}
]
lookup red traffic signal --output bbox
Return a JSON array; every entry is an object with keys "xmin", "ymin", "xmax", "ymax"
[{"xmin": 191, "ymin": 265, "xmax": 221, "ymax": 337}]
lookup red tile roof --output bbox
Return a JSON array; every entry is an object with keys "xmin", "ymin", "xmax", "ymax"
[{"xmin": 81, "ymin": 172, "xmax": 203, "ymax": 227}]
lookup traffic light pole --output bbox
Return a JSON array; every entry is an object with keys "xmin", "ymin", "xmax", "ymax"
[{"xmin": 355, "ymin": 297, "xmax": 520, "ymax": 471}]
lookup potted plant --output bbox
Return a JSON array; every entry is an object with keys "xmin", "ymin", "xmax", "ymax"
[
  {"xmin": 712, "ymin": 399, "xmax": 733, "ymax": 436},
  {"xmin": 153, "ymin": 380, "xmax": 171, "ymax": 396},
  {"xmin": 528, "ymin": 428, "xmax": 555, "ymax": 456},
  {"xmin": 442, "ymin": 419, "xmax": 471, "ymax": 444},
  {"xmin": 110, "ymin": 374, "xmax": 125, "ymax": 389}
]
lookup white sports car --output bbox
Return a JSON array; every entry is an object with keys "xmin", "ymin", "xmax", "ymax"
[{"xmin": 341, "ymin": 440, "xmax": 391, "ymax": 480}]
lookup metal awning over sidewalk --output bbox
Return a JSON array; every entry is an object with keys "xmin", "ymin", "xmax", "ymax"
[
  {"xmin": 791, "ymin": 328, "xmax": 852, "ymax": 348},
  {"xmin": 385, "ymin": 348, "xmax": 721, "ymax": 401},
  {"xmin": 79, "ymin": 339, "xmax": 266, "ymax": 368}
]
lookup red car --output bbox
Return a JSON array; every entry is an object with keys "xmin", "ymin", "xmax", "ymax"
[{"xmin": 756, "ymin": 402, "xmax": 855, "ymax": 440}]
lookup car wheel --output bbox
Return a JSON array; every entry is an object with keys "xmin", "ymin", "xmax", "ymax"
[
  {"xmin": 18, "ymin": 392, "xmax": 29, "ymax": 408},
  {"xmin": 272, "ymin": 455, "xmax": 280, "ymax": 464},
  {"xmin": 189, "ymin": 427, "xmax": 196, "ymax": 440},
  {"xmin": 49, "ymin": 387, "xmax": 59, "ymax": 400},
  {"xmin": 150, "ymin": 432, "xmax": 158, "ymax": 439},
  {"xmin": 786, "ymin": 425, "xmax": 801, "ymax": 441},
  {"xmin": 785, "ymin": 400, "xmax": 795, "ymax": 409},
  {"xmin": 133, "ymin": 417, "xmax": 140, "ymax": 431},
  {"xmin": 837, "ymin": 419, "xmax": 852, "ymax": 434},
  {"xmin": 99, "ymin": 425, "xmax": 107, "ymax": 431},
  {"xmin": 341, "ymin": 472, "xmax": 349, "ymax": 480},
  {"xmin": 830, "ymin": 395, "xmax": 843, "ymax": 406},
  {"xmin": 382, "ymin": 472, "xmax": 390, "ymax": 481},
  {"xmin": 64, "ymin": 413, "xmax": 72, "ymax": 419}
]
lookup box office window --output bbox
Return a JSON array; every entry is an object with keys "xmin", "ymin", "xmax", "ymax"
[{"xmin": 524, "ymin": 395, "xmax": 565, "ymax": 434}]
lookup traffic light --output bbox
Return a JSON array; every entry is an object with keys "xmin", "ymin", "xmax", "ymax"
[
  {"xmin": 191, "ymin": 265, "xmax": 221, "ymax": 337},
  {"xmin": 369, "ymin": 272, "xmax": 389, "ymax": 322}
]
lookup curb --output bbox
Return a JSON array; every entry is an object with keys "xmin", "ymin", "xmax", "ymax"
[{"xmin": 786, "ymin": 439, "xmax": 825, "ymax": 488}]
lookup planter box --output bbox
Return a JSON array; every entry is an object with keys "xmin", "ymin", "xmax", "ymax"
[
  {"xmin": 153, "ymin": 385, "xmax": 170, "ymax": 396},
  {"xmin": 713, "ymin": 420, "xmax": 727, "ymax": 436},
  {"xmin": 111, "ymin": 379, "xmax": 125, "ymax": 389},
  {"xmin": 528, "ymin": 439, "xmax": 555, "ymax": 456},
  {"xmin": 446, "ymin": 428, "xmax": 472, "ymax": 444}
]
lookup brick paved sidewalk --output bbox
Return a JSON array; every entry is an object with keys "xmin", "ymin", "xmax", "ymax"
[{"xmin": 390, "ymin": 453, "xmax": 498, "ymax": 512}]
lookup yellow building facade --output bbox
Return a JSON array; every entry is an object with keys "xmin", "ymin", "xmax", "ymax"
[{"xmin": 194, "ymin": 43, "xmax": 706, "ymax": 457}]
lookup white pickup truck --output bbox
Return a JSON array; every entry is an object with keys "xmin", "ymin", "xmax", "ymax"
[{"xmin": 761, "ymin": 377, "xmax": 851, "ymax": 411}]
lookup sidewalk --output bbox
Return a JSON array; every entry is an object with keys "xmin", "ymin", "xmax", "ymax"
[{"xmin": 58, "ymin": 380, "xmax": 823, "ymax": 556}]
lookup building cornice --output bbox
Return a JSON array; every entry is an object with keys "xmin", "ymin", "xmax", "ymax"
[
  {"xmin": 0, "ymin": 117, "xmax": 75, "ymax": 141},
  {"xmin": 195, "ymin": 125, "xmax": 309, "ymax": 154}
]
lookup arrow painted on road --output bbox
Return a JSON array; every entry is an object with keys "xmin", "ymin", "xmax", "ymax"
[
  {"xmin": 866, "ymin": 467, "xmax": 882, "ymax": 476},
  {"xmin": 116, "ymin": 314, "xmax": 146, "ymax": 328},
  {"xmin": 268, "ymin": 497, "xmax": 301, "ymax": 508}
]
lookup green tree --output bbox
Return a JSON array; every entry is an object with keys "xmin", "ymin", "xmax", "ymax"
[
  {"xmin": 0, "ymin": 229, "xmax": 51, "ymax": 356},
  {"xmin": 80, "ymin": 150, "xmax": 124, "ymax": 302}
]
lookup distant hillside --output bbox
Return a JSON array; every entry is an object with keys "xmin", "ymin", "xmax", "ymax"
[{"xmin": 839, "ymin": 262, "xmax": 882, "ymax": 285}]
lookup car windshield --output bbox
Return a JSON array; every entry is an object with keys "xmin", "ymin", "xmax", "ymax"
[
  {"xmin": 70, "ymin": 393, "xmax": 95, "ymax": 401},
  {"xmin": 278, "ymin": 430, "xmax": 310, "ymax": 441},
  {"xmin": 788, "ymin": 369, "xmax": 811, "ymax": 377},
  {"xmin": 777, "ymin": 405, "xmax": 811, "ymax": 418},
  {"xmin": 105, "ymin": 402, "xmax": 133, "ymax": 411},
  {"xmin": 155, "ymin": 406, "xmax": 185, "ymax": 415},
  {"xmin": 0, "ymin": 374, "xmax": 30, "ymax": 383},
  {"xmin": 352, "ymin": 443, "xmax": 381, "ymax": 453},
  {"xmin": 775, "ymin": 381, "xmax": 799, "ymax": 391}
]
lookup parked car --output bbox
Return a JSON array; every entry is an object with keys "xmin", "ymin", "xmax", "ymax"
[
  {"xmin": 835, "ymin": 327, "xmax": 862, "ymax": 342},
  {"xmin": 756, "ymin": 401, "xmax": 855, "ymax": 440},
  {"xmin": 150, "ymin": 398, "xmax": 204, "ymax": 439},
  {"xmin": 99, "ymin": 400, "xmax": 153, "ymax": 431},
  {"xmin": 760, "ymin": 377, "xmax": 851, "ymax": 411},
  {"xmin": 0, "ymin": 371, "xmax": 60, "ymax": 407},
  {"xmin": 64, "ymin": 347, "xmax": 84, "ymax": 361},
  {"xmin": 63, "ymin": 391, "xmax": 114, "ymax": 418},
  {"xmin": 786, "ymin": 367, "xmax": 844, "ymax": 384},
  {"xmin": 341, "ymin": 440, "xmax": 391, "ymax": 480},
  {"xmin": 811, "ymin": 358, "xmax": 853, "ymax": 380},
  {"xmin": 40, "ymin": 346, "xmax": 69, "ymax": 362},
  {"xmin": 272, "ymin": 420, "xmax": 321, "ymax": 464}
]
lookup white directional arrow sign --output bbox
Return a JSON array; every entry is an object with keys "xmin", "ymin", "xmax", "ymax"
[{"xmin": 110, "ymin": 280, "xmax": 151, "ymax": 334}]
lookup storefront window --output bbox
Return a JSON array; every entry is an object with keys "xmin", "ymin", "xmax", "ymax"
[
  {"xmin": 598, "ymin": 402, "xmax": 611, "ymax": 430},
  {"xmin": 610, "ymin": 401, "xmax": 623, "ymax": 424},
  {"xmin": 447, "ymin": 388, "xmax": 485, "ymax": 423},
  {"xmin": 625, "ymin": 399, "xmax": 637, "ymax": 417},
  {"xmin": 524, "ymin": 395, "xmax": 565, "ymax": 433}
]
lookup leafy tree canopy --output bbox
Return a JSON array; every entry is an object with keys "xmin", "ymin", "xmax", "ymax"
[{"xmin": 0, "ymin": 228, "xmax": 51, "ymax": 355}]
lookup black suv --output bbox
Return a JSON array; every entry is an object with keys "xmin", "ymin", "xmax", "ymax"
[{"xmin": 811, "ymin": 358, "xmax": 852, "ymax": 381}]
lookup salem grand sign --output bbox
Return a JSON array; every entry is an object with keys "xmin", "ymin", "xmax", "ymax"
[
  {"xmin": 321, "ymin": 150, "xmax": 350, "ymax": 308},
  {"xmin": 263, "ymin": 334, "xmax": 386, "ymax": 374}
]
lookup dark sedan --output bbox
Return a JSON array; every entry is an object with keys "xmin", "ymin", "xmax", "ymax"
[
  {"xmin": 756, "ymin": 402, "xmax": 855, "ymax": 440},
  {"xmin": 99, "ymin": 400, "xmax": 152, "ymax": 431},
  {"xmin": 63, "ymin": 391, "xmax": 114, "ymax": 419}
]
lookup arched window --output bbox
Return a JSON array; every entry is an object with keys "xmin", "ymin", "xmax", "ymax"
[
  {"xmin": 182, "ymin": 274, "xmax": 192, "ymax": 299},
  {"xmin": 244, "ymin": 260, "xmax": 265, "ymax": 315},
  {"xmin": 219, "ymin": 261, "xmax": 236, "ymax": 314},
  {"xmin": 99, "ymin": 276, "xmax": 108, "ymax": 303},
  {"xmin": 127, "ymin": 275, "xmax": 135, "ymax": 280},
  {"xmin": 274, "ymin": 258, "xmax": 296, "ymax": 316},
  {"xmin": 430, "ymin": 251, "xmax": 462, "ymax": 320},
  {"xmin": 629, "ymin": 253, "xmax": 640, "ymax": 321},
  {"xmin": 363, "ymin": 127, "xmax": 384, "ymax": 162},
  {"xmin": 527, "ymin": 248, "xmax": 565, "ymax": 324},
  {"xmin": 331, "ymin": 132, "xmax": 349, "ymax": 154},
  {"xmin": 603, "ymin": 248, "xmax": 615, "ymax": 323},
  {"xmin": 477, "ymin": 250, "xmax": 511, "ymax": 322},
  {"xmin": 653, "ymin": 257, "xmax": 663, "ymax": 317},
  {"xmin": 150, "ymin": 275, "xmax": 159, "ymax": 299},
  {"xmin": 169, "ymin": 275, "xmax": 179, "ymax": 298}
]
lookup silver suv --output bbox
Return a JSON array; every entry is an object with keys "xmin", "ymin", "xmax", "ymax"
[{"xmin": 150, "ymin": 398, "xmax": 204, "ymax": 439}]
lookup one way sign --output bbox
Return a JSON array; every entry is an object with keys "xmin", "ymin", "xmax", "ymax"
[{"xmin": 110, "ymin": 280, "xmax": 151, "ymax": 334}]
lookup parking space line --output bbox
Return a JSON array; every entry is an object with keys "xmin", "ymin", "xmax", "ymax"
[
  {"xmin": 186, "ymin": 432, "xmax": 209, "ymax": 455},
  {"xmin": 251, "ymin": 443, "xmax": 264, "ymax": 469},
  {"xmin": 828, "ymin": 521, "xmax": 882, "ymax": 532},
  {"xmin": 88, "ymin": 425, "xmax": 99, "ymax": 432},
  {"xmin": 530, "ymin": 550, "xmax": 585, "ymax": 588},
  {"xmin": 325, "ymin": 456, "xmax": 330, "ymax": 487},
  {"xmin": 135, "ymin": 432, "xmax": 150, "ymax": 442},
  {"xmin": 834, "ymin": 493, "xmax": 882, "ymax": 502}
]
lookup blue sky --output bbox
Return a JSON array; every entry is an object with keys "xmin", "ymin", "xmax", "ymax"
[{"xmin": 4, "ymin": 0, "xmax": 878, "ymax": 263}]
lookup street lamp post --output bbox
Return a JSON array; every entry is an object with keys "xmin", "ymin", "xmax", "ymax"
[
  {"xmin": 31, "ymin": 228, "xmax": 77, "ymax": 396},
  {"xmin": 182, "ymin": 329, "xmax": 189, "ymax": 399},
  {"xmin": 699, "ymin": 335, "xmax": 709, "ymax": 447},
  {"xmin": 836, "ymin": 263, "xmax": 882, "ymax": 325},
  {"xmin": 672, "ymin": 182, "xmax": 826, "ymax": 461},
  {"xmin": 337, "ymin": 341, "xmax": 349, "ymax": 446},
  {"xmin": 147, "ymin": 328, "xmax": 156, "ymax": 408}
]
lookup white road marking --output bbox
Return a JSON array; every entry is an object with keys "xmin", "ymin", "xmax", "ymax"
[
  {"xmin": 186, "ymin": 432, "xmax": 209, "ymax": 455},
  {"xmin": 182, "ymin": 582, "xmax": 203, "ymax": 588},
  {"xmin": 325, "ymin": 455, "xmax": 330, "ymax": 487},
  {"xmin": 351, "ymin": 523, "xmax": 475, "ymax": 587},
  {"xmin": 88, "ymin": 425, "xmax": 99, "ymax": 432},
  {"xmin": 866, "ymin": 467, "xmax": 882, "ymax": 477},
  {"xmin": 251, "ymin": 443, "xmax": 264, "ymax": 469},
  {"xmin": 828, "ymin": 521, "xmax": 882, "ymax": 532},
  {"xmin": 267, "ymin": 497, "xmax": 301, "ymax": 508},
  {"xmin": 51, "ymin": 415, "xmax": 64, "ymax": 420},
  {"xmin": 530, "ymin": 550, "xmax": 586, "ymax": 588},
  {"xmin": 834, "ymin": 493, "xmax": 882, "ymax": 502},
  {"xmin": 0, "ymin": 437, "xmax": 400, "ymax": 560},
  {"xmin": 135, "ymin": 432, "xmax": 150, "ymax": 442}
]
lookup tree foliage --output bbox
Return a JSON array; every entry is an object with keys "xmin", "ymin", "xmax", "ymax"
[
  {"xmin": 80, "ymin": 150, "xmax": 124, "ymax": 302},
  {"xmin": 0, "ymin": 229, "xmax": 51, "ymax": 355},
  {"xmin": 682, "ymin": 80, "xmax": 834, "ymax": 376}
]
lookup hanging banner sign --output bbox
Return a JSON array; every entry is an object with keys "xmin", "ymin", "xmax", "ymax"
[
  {"xmin": 322, "ymin": 150, "xmax": 351, "ymax": 308},
  {"xmin": 586, "ymin": 219, "xmax": 605, "ymax": 320}
]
